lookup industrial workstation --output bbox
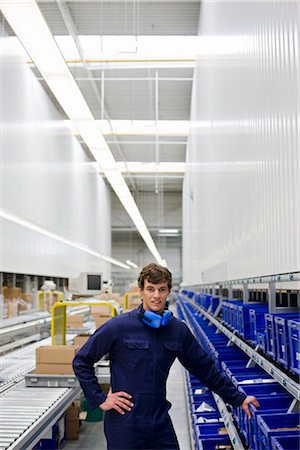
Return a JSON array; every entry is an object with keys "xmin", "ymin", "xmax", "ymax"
[{"xmin": 0, "ymin": 1, "xmax": 299, "ymax": 450}]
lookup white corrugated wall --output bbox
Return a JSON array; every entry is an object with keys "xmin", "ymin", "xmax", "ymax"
[
  {"xmin": 183, "ymin": 1, "xmax": 299, "ymax": 283},
  {"xmin": 0, "ymin": 27, "xmax": 112, "ymax": 280}
]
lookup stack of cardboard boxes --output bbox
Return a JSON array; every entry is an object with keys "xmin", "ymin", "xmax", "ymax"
[
  {"xmin": 73, "ymin": 334, "xmax": 91, "ymax": 349},
  {"xmin": 90, "ymin": 305, "xmax": 112, "ymax": 328},
  {"xmin": 35, "ymin": 345, "xmax": 79, "ymax": 375},
  {"xmin": 65, "ymin": 402, "xmax": 81, "ymax": 440},
  {"xmin": 2, "ymin": 286, "xmax": 32, "ymax": 318},
  {"xmin": 66, "ymin": 314, "xmax": 85, "ymax": 329}
]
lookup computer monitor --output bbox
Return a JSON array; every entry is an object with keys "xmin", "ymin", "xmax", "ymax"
[{"xmin": 69, "ymin": 272, "xmax": 102, "ymax": 295}]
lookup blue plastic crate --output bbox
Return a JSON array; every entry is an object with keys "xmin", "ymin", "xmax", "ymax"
[
  {"xmin": 221, "ymin": 300, "xmax": 243, "ymax": 329},
  {"xmin": 237, "ymin": 303, "xmax": 267, "ymax": 339},
  {"xmin": 229, "ymin": 300, "xmax": 244, "ymax": 330},
  {"xmin": 275, "ymin": 315, "xmax": 300, "ymax": 369},
  {"xmin": 197, "ymin": 435, "xmax": 231, "ymax": 450},
  {"xmin": 226, "ymin": 365, "xmax": 271, "ymax": 379},
  {"xmin": 193, "ymin": 411, "xmax": 223, "ymax": 424},
  {"xmin": 265, "ymin": 313, "xmax": 300, "ymax": 361},
  {"xmin": 231, "ymin": 372, "xmax": 275, "ymax": 387},
  {"xmin": 271, "ymin": 435, "xmax": 300, "ymax": 450},
  {"xmin": 257, "ymin": 412, "xmax": 300, "ymax": 450},
  {"xmin": 192, "ymin": 398, "xmax": 218, "ymax": 414},
  {"xmin": 239, "ymin": 383, "xmax": 289, "ymax": 397},
  {"xmin": 33, "ymin": 415, "xmax": 66, "ymax": 449},
  {"xmin": 257, "ymin": 331, "xmax": 266, "ymax": 351},
  {"xmin": 243, "ymin": 395, "xmax": 293, "ymax": 450},
  {"xmin": 288, "ymin": 318, "xmax": 300, "ymax": 376},
  {"xmin": 233, "ymin": 383, "xmax": 291, "ymax": 431},
  {"xmin": 209, "ymin": 296, "xmax": 219, "ymax": 314},
  {"xmin": 249, "ymin": 306, "xmax": 269, "ymax": 343},
  {"xmin": 195, "ymin": 422, "xmax": 228, "ymax": 439}
]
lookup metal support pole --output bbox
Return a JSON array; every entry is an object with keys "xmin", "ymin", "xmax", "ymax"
[
  {"xmin": 268, "ymin": 281, "xmax": 276, "ymax": 313},
  {"xmin": 243, "ymin": 283, "xmax": 249, "ymax": 303}
]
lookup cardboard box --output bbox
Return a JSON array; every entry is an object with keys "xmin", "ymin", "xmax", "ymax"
[
  {"xmin": 95, "ymin": 315, "xmax": 110, "ymax": 328},
  {"xmin": 66, "ymin": 420, "xmax": 80, "ymax": 440},
  {"xmin": 2, "ymin": 286, "xmax": 22, "ymax": 299},
  {"xmin": 36, "ymin": 345, "xmax": 79, "ymax": 364},
  {"xmin": 90, "ymin": 305, "xmax": 112, "ymax": 315},
  {"xmin": 18, "ymin": 299, "xmax": 30, "ymax": 313},
  {"xmin": 21, "ymin": 293, "xmax": 33, "ymax": 302},
  {"xmin": 66, "ymin": 315, "xmax": 84, "ymax": 328},
  {"xmin": 73, "ymin": 334, "xmax": 91, "ymax": 349},
  {"xmin": 5, "ymin": 299, "xmax": 18, "ymax": 318},
  {"xmin": 35, "ymin": 363, "xmax": 74, "ymax": 375},
  {"xmin": 66, "ymin": 403, "xmax": 80, "ymax": 440},
  {"xmin": 66, "ymin": 403, "xmax": 80, "ymax": 421}
]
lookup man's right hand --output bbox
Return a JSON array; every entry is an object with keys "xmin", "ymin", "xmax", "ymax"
[{"xmin": 99, "ymin": 389, "xmax": 134, "ymax": 415}]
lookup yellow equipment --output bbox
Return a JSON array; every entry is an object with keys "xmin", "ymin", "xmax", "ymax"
[{"xmin": 51, "ymin": 301, "xmax": 117, "ymax": 345}]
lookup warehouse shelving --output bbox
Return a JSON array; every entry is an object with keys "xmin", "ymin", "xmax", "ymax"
[
  {"xmin": 187, "ymin": 298, "xmax": 300, "ymax": 401},
  {"xmin": 178, "ymin": 285, "xmax": 300, "ymax": 450}
]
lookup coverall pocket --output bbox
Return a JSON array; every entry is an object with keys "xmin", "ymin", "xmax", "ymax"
[{"xmin": 124, "ymin": 339, "xmax": 149, "ymax": 349}]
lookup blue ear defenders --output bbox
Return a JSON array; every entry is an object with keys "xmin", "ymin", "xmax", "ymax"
[{"xmin": 139, "ymin": 309, "xmax": 172, "ymax": 328}]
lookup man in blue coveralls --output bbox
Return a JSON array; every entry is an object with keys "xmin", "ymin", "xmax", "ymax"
[{"xmin": 73, "ymin": 263, "xmax": 259, "ymax": 450}]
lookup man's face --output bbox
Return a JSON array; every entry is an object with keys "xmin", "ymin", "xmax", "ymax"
[{"xmin": 140, "ymin": 279, "xmax": 170, "ymax": 315}]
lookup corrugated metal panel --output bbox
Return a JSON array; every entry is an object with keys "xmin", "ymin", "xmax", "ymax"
[{"xmin": 183, "ymin": 1, "xmax": 299, "ymax": 283}]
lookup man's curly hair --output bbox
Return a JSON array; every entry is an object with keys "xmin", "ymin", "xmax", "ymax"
[{"xmin": 138, "ymin": 263, "xmax": 172, "ymax": 290}]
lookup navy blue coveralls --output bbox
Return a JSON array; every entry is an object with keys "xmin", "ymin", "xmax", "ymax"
[{"xmin": 73, "ymin": 305, "xmax": 246, "ymax": 450}]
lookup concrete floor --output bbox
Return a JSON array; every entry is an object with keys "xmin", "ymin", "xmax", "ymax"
[{"xmin": 64, "ymin": 359, "xmax": 192, "ymax": 450}]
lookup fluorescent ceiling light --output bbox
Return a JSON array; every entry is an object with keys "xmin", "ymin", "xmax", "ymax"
[
  {"xmin": 99, "ymin": 120, "xmax": 190, "ymax": 137},
  {"xmin": 1, "ymin": 0, "xmax": 164, "ymax": 265},
  {"xmin": 115, "ymin": 162, "xmax": 185, "ymax": 174},
  {"xmin": 65, "ymin": 120, "xmax": 190, "ymax": 137},
  {"xmin": 158, "ymin": 229, "xmax": 180, "ymax": 234},
  {"xmin": 0, "ymin": 208, "xmax": 130, "ymax": 269},
  {"xmin": 54, "ymin": 35, "xmax": 254, "ymax": 60},
  {"xmin": 126, "ymin": 260, "xmax": 139, "ymax": 269}
]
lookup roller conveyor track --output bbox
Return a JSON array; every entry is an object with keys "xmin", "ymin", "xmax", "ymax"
[
  {"xmin": 0, "ymin": 380, "xmax": 81, "ymax": 450},
  {"xmin": 0, "ymin": 321, "xmax": 107, "ymax": 449}
]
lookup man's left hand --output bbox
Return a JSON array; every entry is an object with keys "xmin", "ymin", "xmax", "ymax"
[{"xmin": 240, "ymin": 395, "xmax": 260, "ymax": 419}]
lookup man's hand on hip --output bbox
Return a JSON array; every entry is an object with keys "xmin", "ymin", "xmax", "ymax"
[{"xmin": 100, "ymin": 388, "xmax": 134, "ymax": 415}]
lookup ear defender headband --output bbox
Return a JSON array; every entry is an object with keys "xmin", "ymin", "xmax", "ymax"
[{"xmin": 139, "ymin": 309, "xmax": 173, "ymax": 328}]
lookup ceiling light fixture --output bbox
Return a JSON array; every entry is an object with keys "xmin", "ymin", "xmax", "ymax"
[
  {"xmin": 158, "ymin": 229, "xmax": 180, "ymax": 234},
  {"xmin": 114, "ymin": 162, "xmax": 185, "ymax": 174},
  {"xmin": 125, "ymin": 260, "xmax": 139, "ymax": 269},
  {"xmin": 1, "ymin": 0, "xmax": 163, "ymax": 266},
  {"xmin": 0, "ymin": 208, "xmax": 130, "ymax": 269}
]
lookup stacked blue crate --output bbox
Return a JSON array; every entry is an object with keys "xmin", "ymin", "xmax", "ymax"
[
  {"xmin": 275, "ymin": 315, "xmax": 300, "ymax": 369},
  {"xmin": 256, "ymin": 412, "xmax": 300, "ymax": 450},
  {"xmin": 257, "ymin": 331, "xmax": 266, "ymax": 351},
  {"xmin": 209, "ymin": 296, "xmax": 219, "ymax": 314},
  {"xmin": 265, "ymin": 312, "xmax": 300, "ymax": 362},
  {"xmin": 249, "ymin": 306, "xmax": 269, "ymax": 344},
  {"xmin": 243, "ymin": 395, "xmax": 294, "ymax": 450},
  {"xmin": 271, "ymin": 435, "xmax": 300, "ymax": 450},
  {"xmin": 288, "ymin": 318, "xmax": 300, "ymax": 376},
  {"xmin": 228, "ymin": 300, "xmax": 243, "ymax": 330},
  {"xmin": 195, "ymin": 423, "xmax": 232, "ymax": 449},
  {"xmin": 237, "ymin": 303, "xmax": 268, "ymax": 340},
  {"xmin": 236, "ymin": 382, "xmax": 292, "ymax": 449},
  {"xmin": 221, "ymin": 300, "xmax": 243, "ymax": 329}
]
